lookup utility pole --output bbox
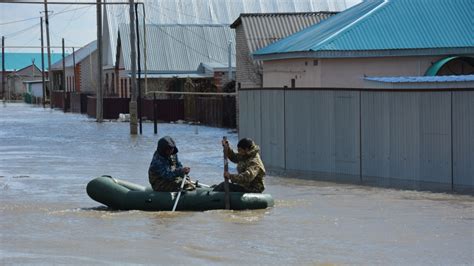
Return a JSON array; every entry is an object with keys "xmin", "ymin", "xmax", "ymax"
[
  {"xmin": 2, "ymin": 36, "xmax": 5, "ymax": 103},
  {"xmin": 129, "ymin": 0, "xmax": 138, "ymax": 135},
  {"xmin": 62, "ymin": 38, "xmax": 66, "ymax": 112},
  {"xmin": 72, "ymin": 47, "xmax": 76, "ymax": 92},
  {"xmin": 40, "ymin": 17, "xmax": 46, "ymax": 108},
  {"xmin": 96, "ymin": 0, "xmax": 103, "ymax": 122},
  {"xmin": 228, "ymin": 41, "xmax": 233, "ymax": 82},
  {"xmin": 44, "ymin": 0, "xmax": 53, "ymax": 108},
  {"xmin": 135, "ymin": 3, "xmax": 142, "ymax": 134}
]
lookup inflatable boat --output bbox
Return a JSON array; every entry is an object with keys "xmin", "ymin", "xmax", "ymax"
[{"xmin": 86, "ymin": 175, "xmax": 274, "ymax": 211}]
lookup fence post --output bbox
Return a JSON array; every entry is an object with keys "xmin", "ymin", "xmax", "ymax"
[{"xmin": 153, "ymin": 92, "xmax": 157, "ymax": 134}]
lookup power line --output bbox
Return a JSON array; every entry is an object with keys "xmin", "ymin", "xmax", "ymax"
[
  {"xmin": 0, "ymin": 5, "xmax": 91, "ymax": 29},
  {"xmin": 55, "ymin": 5, "xmax": 93, "ymax": 39},
  {"xmin": 5, "ymin": 22, "xmax": 40, "ymax": 38},
  {"xmin": 0, "ymin": 17, "xmax": 39, "ymax": 26}
]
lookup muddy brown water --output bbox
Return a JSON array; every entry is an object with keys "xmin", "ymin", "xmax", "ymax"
[{"xmin": 1, "ymin": 103, "xmax": 472, "ymax": 264}]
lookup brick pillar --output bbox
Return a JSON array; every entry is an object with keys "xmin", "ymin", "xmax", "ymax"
[
  {"xmin": 75, "ymin": 64, "xmax": 81, "ymax": 92},
  {"xmin": 214, "ymin": 72, "xmax": 224, "ymax": 92}
]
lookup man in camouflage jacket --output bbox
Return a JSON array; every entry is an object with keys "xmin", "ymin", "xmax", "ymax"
[
  {"xmin": 214, "ymin": 138, "xmax": 266, "ymax": 193},
  {"xmin": 148, "ymin": 136, "xmax": 195, "ymax": 192}
]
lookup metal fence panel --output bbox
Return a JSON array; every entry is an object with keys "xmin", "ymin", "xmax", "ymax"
[
  {"xmin": 285, "ymin": 90, "xmax": 359, "ymax": 177},
  {"xmin": 285, "ymin": 90, "xmax": 320, "ymax": 172},
  {"xmin": 334, "ymin": 91, "xmax": 360, "ymax": 175},
  {"xmin": 240, "ymin": 88, "xmax": 472, "ymax": 192},
  {"xmin": 260, "ymin": 90, "xmax": 285, "ymax": 169},
  {"xmin": 388, "ymin": 92, "xmax": 421, "ymax": 180},
  {"xmin": 362, "ymin": 91, "xmax": 452, "ymax": 184},
  {"xmin": 453, "ymin": 91, "xmax": 474, "ymax": 187},
  {"xmin": 361, "ymin": 92, "xmax": 391, "ymax": 178},
  {"xmin": 419, "ymin": 92, "xmax": 451, "ymax": 183},
  {"xmin": 238, "ymin": 90, "xmax": 262, "ymax": 146}
]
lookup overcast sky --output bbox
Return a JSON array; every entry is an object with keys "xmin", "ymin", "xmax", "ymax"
[{"xmin": 0, "ymin": 0, "xmax": 106, "ymax": 53}]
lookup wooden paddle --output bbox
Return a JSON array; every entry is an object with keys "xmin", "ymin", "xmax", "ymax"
[
  {"xmin": 172, "ymin": 175, "xmax": 188, "ymax": 212},
  {"xmin": 223, "ymin": 136, "xmax": 231, "ymax": 209}
]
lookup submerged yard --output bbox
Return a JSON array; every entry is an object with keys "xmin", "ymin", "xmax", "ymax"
[{"xmin": 0, "ymin": 103, "xmax": 472, "ymax": 264}]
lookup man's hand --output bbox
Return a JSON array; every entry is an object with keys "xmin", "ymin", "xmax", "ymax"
[
  {"xmin": 183, "ymin": 167, "xmax": 191, "ymax": 175},
  {"xmin": 222, "ymin": 139, "xmax": 229, "ymax": 149},
  {"xmin": 223, "ymin": 170, "xmax": 230, "ymax": 180},
  {"xmin": 222, "ymin": 139, "xmax": 230, "ymax": 158}
]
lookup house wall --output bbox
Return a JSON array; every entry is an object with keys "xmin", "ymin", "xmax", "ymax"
[
  {"xmin": 30, "ymin": 82, "xmax": 44, "ymax": 97},
  {"xmin": 8, "ymin": 77, "xmax": 25, "ymax": 96},
  {"xmin": 80, "ymin": 50, "xmax": 98, "ymax": 93},
  {"xmin": 7, "ymin": 65, "xmax": 43, "ymax": 96},
  {"xmin": 262, "ymin": 56, "xmax": 442, "ymax": 88},
  {"xmin": 235, "ymin": 25, "xmax": 262, "ymax": 89},
  {"xmin": 239, "ymin": 88, "xmax": 474, "ymax": 193},
  {"xmin": 65, "ymin": 67, "xmax": 75, "ymax": 92},
  {"xmin": 263, "ymin": 58, "xmax": 322, "ymax": 88}
]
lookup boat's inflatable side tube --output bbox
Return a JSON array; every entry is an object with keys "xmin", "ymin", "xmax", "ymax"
[
  {"xmin": 87, "ymin": 176, "xmax": 274, "ymax": 211},
  {"xmin": 86, "ymin": 176, "xmax": 132, "ymax": 209}
]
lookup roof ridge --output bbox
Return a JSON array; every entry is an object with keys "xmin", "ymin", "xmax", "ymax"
[{"xmin": 314, "ymin": 0, "xmax": 389, "ymax": 51}]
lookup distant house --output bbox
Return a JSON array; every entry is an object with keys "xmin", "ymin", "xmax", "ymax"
[
  {"xmin": 102, "ymin": 0, "xmax": 362, "ymax": 98},
  {"xmin": 0, "ymin": 53, "xmax": 62, "ymax": 99},
  {"xmin": 23, "ymin": 80, "xmax": 45, "ymax": 98},
  {"xmin": 230, "ymin": 12, "xmax": 338, "ymax": 89},
  {"xmin": 247, "ymin": 0, "xmax": 474, "ymax": 192},
  {"xmin": 6, "ymin": 64, "xmax": 43, "ymax": 99},
  {"xmin": 50, "ymin": 40, "xmax": 98, "ymax": 94}
]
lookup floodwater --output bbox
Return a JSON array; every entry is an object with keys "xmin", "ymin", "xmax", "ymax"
[{"xmin": 1, "ymin": 103, "xmax": 473, "ymax": 265}]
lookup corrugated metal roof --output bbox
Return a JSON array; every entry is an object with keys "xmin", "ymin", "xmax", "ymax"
[
  {"xmin": 120, "ymin": 24, "xmax": 235, "ymax": 72},
  {"xmin": 233, "ymin": 12, "xmax": 337, "ymax": 57},
  {"xmin": 365, "ymin": 75, "xmax": 474, "ymax": 83},
  {"xmin": 254, "ymin": 0, "xmax": 474, "ymax": 59},
  {"xmin": 105, "ymin": 0, "xmax": 361, "ymax": 64},
  {"xmin": 199, "ymin": 62, "xmax": 235, "ymax": 72},
  {"xmin": 0, "ymin": 53, "xmax": 63, "ymax": 71},
  {"xmin": 50, "ymin": 41, "xmax": 97, "ymax": 71}
]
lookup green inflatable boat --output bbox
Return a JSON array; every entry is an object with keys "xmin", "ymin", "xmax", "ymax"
[{"xmin": 86, "ymin": 175, "xmax": 274, "ymax": 211}]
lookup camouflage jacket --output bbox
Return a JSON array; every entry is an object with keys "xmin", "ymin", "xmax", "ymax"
[
  {"xmin": 148, "ymin": 151, "xmax": 185, "ymax": 186},
  {"xmin": 227, "ymin": 144, "xmax": 266, "ymax": 193}
]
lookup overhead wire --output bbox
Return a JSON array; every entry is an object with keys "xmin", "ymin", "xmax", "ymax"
[
  {"xmin": 2, "ymin": 5, "xmax": 92, "ymax": 39},
  {"xmin": 0, "ymin": 16, "xmax": 39, "ymax": 26},
  {"xmin": 55, "ymin": 5, "xmax": 94, "ymax": 41}
]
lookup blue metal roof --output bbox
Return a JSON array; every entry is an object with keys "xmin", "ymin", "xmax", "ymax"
[
  {"xmin": 0, "ymin": 53, "xmax": 63, "ymax": 71},
  {"xmin": 365, "ymin": 75, "xmax": 474, "ymax": 83},
  {"xmin": 254, "ymin": 0, "xmax": 474, "ymax": 58}
]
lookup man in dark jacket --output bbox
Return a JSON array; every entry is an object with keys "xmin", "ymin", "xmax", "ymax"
[
  {"xmin": 213, "ymin": 138, "xmax": 266, "ymax": 193},
  {"xmin": 148, "ymin": 136, "xmax": 195, "ymax": 191}
]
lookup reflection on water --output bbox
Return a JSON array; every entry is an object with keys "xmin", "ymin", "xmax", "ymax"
[{"xmin": 1, "ymin": 103, "xmax": 473, "ymax": 265}]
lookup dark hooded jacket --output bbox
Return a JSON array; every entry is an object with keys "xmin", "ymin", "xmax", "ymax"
[
  {"xmin": 227, "ymin": 142, "xmax": 266, "ymax": 193},
  {"xmin": 148, "ymin": 136, "xmax": 185, "ymax": 188}
]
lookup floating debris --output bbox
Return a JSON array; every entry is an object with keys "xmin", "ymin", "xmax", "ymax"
[{"xmin": 13, "ymin": 175, "xmax": 30, "ymax": 178}]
